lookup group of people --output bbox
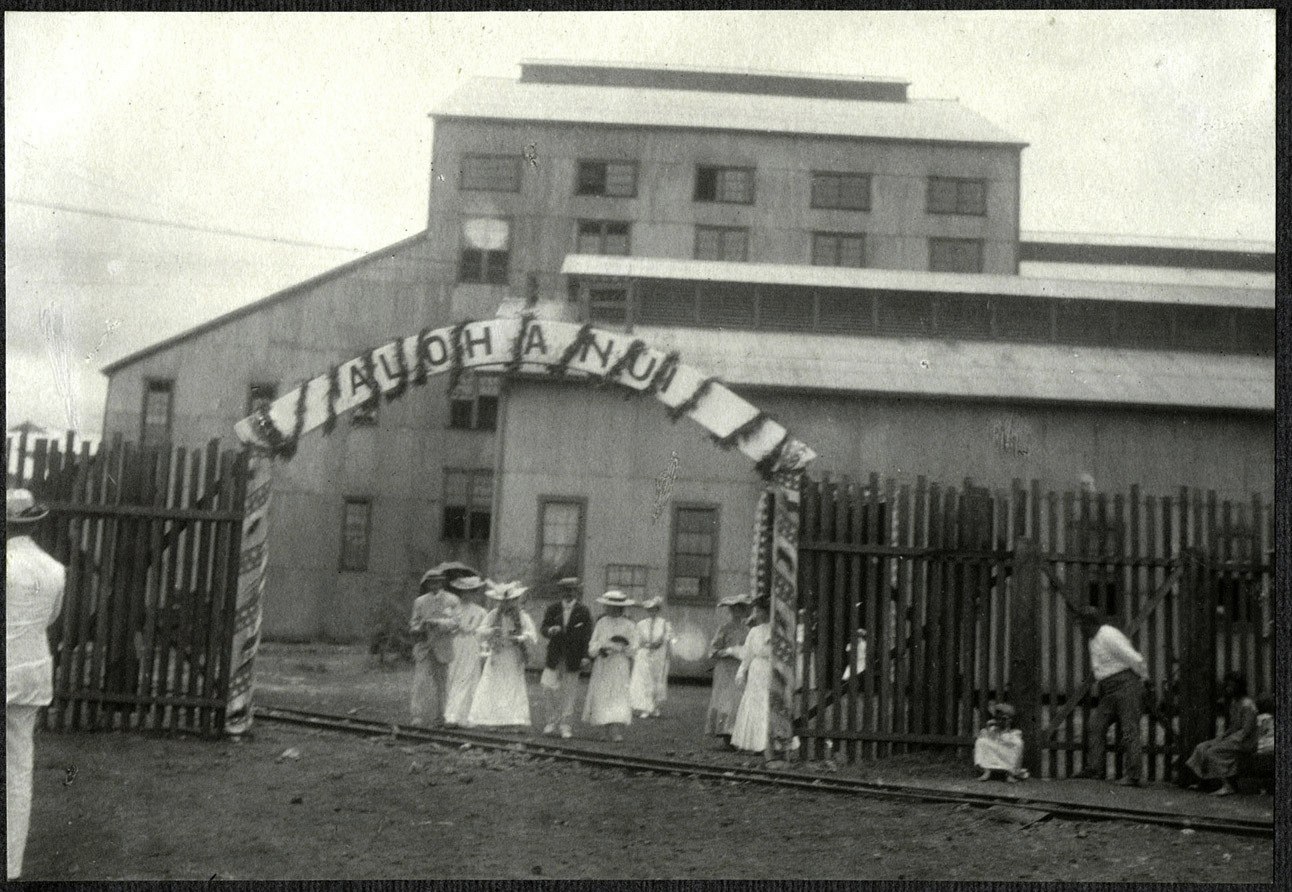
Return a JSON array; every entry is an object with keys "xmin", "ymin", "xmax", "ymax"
[
  {"xmin": 704, "ymin": 593, "xmax": 780, "ymax": 753},
  {"xmin": 408, "ymin": 571, "xmax": 678, "ymax": 743}
]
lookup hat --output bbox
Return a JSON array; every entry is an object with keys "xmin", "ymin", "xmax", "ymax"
[
  {"xmin": 1076, "ymin": 606, "xmax": 1103, "ymax": 624},
  {"xmin": 449, "ymin": 575, "xmax": 486, "ymax": 593},
  {"xmin": 596, "ymin": 590, "xmax": 635, "ymax": 608},
  {"xmin": 556, "ymin": 577, "xmax": 581, "ymax": 589},
  {"xmin": 719, "ymin": 593, "xmax": 753, "ymax": 608},
  {"xmin": 989, "ymin": 702, "xmax": 1016, "ymax": 719},
  {"xmin": 428, "ymin": 561, "xmax": 481, "ymax": 581},
  {"xmin": 641, "ymin": 596, "xmax": 663, "ymax": 610},
  {"xmin": 486, "ymin": 581, "xmax": 527, "ymax": 601},
  {"xmin": 6, "ymin": 489, "xmax": 49, "ymax": 524}
]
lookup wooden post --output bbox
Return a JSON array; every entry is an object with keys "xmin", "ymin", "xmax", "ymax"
[
  {"xmin": 1176, "ymin": 547, "xmax": 1213, "ymax": 778},
  {"xmin": 766, "ymin": 469, "xmax": 803, "ymax": 761},
  {"xmin": 1011, "ymin": 537, "xmax": 1044, "ymax": 776}
]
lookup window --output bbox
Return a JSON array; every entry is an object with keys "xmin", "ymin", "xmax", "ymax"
[
  {"xmin": 605, "ymin": 564, "xmax": 648, "ymax": 601},
  {"xmin": 929, "ymin": 238, "xmax": 984, "ymax": 273},
  {"xmin": 694, "ymin": 166, "xmax": 754, "ymax": 204},
  {"xmin": 927, "ymin": 176, "xmax": 987, "ymax": 215},
  {"xmin": 811, "ymin": 172, "xmax": 871, "ymax": 211},
  {"xmin": 575, "ymin": 161, "xmax": 637, "ymax": 197},
  {"xmin": 246, "ymin": 382, "xmax": 277, "ymax": 416},
  {"xmin": 443, "ymin": 469, "xmax": 493, "ymax": 542},
  {"xmin": 811, "ymin": 232, "xmax": 866, "ymax": 268},
  {"xmin": 587, "ymin": 286, "xmax": 629, "ymax": 326},
  {"xmin": 936, "ymin": 296, "xmax": 992, "ymax": 339},
  {"xmin": 339, "ymin": 498, "xmax": 372, "ymax": 572},
  {"xmin": 996, "ymin": 297, "xmax": 1053, "ymax": 343},
  {"xmin": 695, "ymin": 225, "xmax": 748, "ymax": 262},
  {"xmin": 140, "ymin": 379, "xmax": 173, "ymax": 447},
  {"xmin": 460, "ymin": 154, "xmax": 521, "ymax": 192},
  {"xmin": 670, "ymin": 505, "xmax": 718, "ymax": 601},
  {"xmin": 575, "ymin": 220, "xmax": 631, "ymax": 255},
  {"xmin": 459, "ymin": 218, "xmax": 510, "ymax": 284},
  {"xmin": 538, "ymin": 498, "xmax": 585, "ymax": 579},
  {"xmin": 448, "ymin": 373, "xmax": 499, "ymax": 431}
]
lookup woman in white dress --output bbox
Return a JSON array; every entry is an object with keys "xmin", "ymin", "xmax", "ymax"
[
  {"xmin": 582, "ymin": 590, "xmax": 639, "ymax": 742},
  {"xmin": 629, "ymin": 597, "xmax": 675, "ymax": 718},
  {"xmin": 443, "ymin": 577, "xmax": 489, "ymax": 727},
  {"xmin": 730, "ymin": 598, "xmax": 772, "ymax": 753},
  {"xmin": 706, "ymin": 594, "xmax": 752, "ymax": 739},
  {"xmin": 466, "ymin": 582, "xmax": 537, "ymax": 730}
]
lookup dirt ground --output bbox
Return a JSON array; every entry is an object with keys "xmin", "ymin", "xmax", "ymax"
[{"xmin": 16, "ymin": 643, "xmax": 1274, "ymax": 881}]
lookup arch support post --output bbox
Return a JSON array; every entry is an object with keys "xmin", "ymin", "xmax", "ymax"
[
  {"xmin": 766, "ymin": 467, "xmax": 805, "ymax": 761},
  {"xmin": 224, "ymin": 451, "xmax": 273, "ymax": 734}
]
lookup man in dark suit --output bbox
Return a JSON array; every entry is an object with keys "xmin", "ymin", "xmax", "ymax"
[{"xmin": 540, "ymin": 577, "xmax": 593, "ymax": 738}]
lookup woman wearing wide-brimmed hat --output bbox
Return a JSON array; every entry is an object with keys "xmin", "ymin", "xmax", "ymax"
[
  {"xmin": 466, "ymin": 582, "xmax": 538, "ymax": 730},
  {"xmin": 629, "ymin": 596, "xmax": 676, "ymax": 719},
  {"xmin": 582, "ymin": 591, "xmax": 639, "ymax": 741},
  {"xmin": 6, "ymin": 488, "xmax": 65, "ymax": 879},
  {"xmin": 706, "ymin": 593, "xmax": 752, "ymax": 741},
  {"xmin": 730, "ymin": 596, "xmax": 773, "ymax": 753},
  {"xmin": 443, "ymin": 576, "xmax": 489, "ymax": 728}
]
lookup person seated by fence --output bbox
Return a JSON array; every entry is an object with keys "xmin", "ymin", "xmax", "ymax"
[
  {"xmin": 1181, "ymin": 671, "xmax": 1259, "ymax": 796},
  {"xmin": 583, "ymin": 591, "xmax": 639, "ymax": 742},
  {"xmin": 730, "ymin": 596, "xmax": 773, "ymax": 753},
  {"xmin": 1254, "ymin": 694, "xmax": 1273, "ymax": 759},
  {"xmin": 706, "ymin": 594, "xmax": 752, "ymax": 743},
  {"xmin": 629, "ymin": 597, "xmax": 676, "ymax": 719},
  {"xmin": 973, "ymin": 701, "xmax": 1029, "ymax": 782},
  {"xmin": 466, "ymin": 582, "xmax": 537, "ymax": 731}
]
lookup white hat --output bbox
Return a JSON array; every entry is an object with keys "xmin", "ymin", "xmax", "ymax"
[
  {"xmin": 486, "ymin": 582, "xmax": 528, "ymax": 601},
  {"xmin": 6, "ymin": 489, "xmax": 49, "ymax": 524},
  {"xmin": 596, "ymin": 590, "xmax": 635, "ymax": 608},
  {"xmin": 448, "ymin": 575, "xmax": 485, "ymax": 593},
  {"xmin": 556, "ymin": 577, "xmax": 581, "ymax": 589},
  {"xmin": 640, "ymin": 596, "xmax": 663, "ymax": 610},
  {"xmin": 719, "ymin": 593, "xmax": 753, "ymax": 607}
]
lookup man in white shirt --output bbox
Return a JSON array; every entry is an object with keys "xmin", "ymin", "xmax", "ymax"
[
  {"xmin": 1075, "ymin": 606, "xmax": 1148, "ymax": 786},
  {"xmin": 6, "ymin": 489, "xmax": 66, "ymax": 879}
]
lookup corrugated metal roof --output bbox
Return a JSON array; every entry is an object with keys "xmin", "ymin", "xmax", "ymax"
[
  {"xmin": 430, "ymin": 77, "xmax": 1026, "ymax": 147},
  {"xmin": 560, "ymin": 254, "xmax": 1273, "ymax": 310}
]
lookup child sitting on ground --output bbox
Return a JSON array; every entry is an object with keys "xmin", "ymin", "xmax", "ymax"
[{"xmin": 974, "ymin": 701, "xmax": 1029, "ymax": 782}]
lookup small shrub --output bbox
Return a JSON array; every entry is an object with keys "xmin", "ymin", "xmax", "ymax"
[{"xmin": 367, "ymin": 588, "xmax": 415, "ymax": 667}]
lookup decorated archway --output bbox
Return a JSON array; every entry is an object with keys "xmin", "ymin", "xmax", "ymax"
[{"xmin": 228, "ymin": 314, "xmax": 816, "ymax": 755}]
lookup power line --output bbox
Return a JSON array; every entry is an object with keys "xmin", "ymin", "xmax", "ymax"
[{"xmin": 6, "ymin": 196, "xmax": 368, "ymax": 254}]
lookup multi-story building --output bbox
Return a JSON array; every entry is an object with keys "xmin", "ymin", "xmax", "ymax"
[{"xmin": 100, "ymin": 62, "xmax": 1274, "ymax": 659}]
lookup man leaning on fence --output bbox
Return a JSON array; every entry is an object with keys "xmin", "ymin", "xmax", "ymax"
[
  {"xmin": 7, "ymin": 488, "xmax": 66, "ymax": 879},
  {"xmin": 1075, "ymin": 606, "xmax": 1149, "ymax": 787}
]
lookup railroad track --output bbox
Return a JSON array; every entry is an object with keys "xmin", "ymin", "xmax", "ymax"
[{"xmin": 254, "ymin": 705, "xmax": 1273, "ymax": 839}]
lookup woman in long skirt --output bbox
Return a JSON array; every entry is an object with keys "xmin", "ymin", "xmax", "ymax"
[
  {"xmin": 706, "ymin": 594, "xmax": 752, "ymax": 739},
  {"xmin": 629, "ymin": 597, "xmax": 675, "ymax": 718},
  {"xmin": 1184, "ymin": 671, "xmax": 1259, "ymax": 796},
  {"xmin": 730, "ymin": 598, "xmax": 772, "ymax": 753},
  {"xmin": 582, "ymin": 591, "xmax": 639, "ymax": 742},
  {"xmin": 443, "ymin": 577, "xmax": 489, "ymax": 727},
  {"xmin": 466, "ymin": 583, "xmax": 537, "ymax": 730}
]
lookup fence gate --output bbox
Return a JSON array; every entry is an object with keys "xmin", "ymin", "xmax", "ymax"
[
  {"xmin": 8, "ymin": 433, "xmax": 248, "ymax": 736},
  {"xmin": 795, "ymin": 472, "xmax": 1274, "ymax": 781}
]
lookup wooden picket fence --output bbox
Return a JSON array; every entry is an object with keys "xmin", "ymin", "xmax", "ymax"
[
  {"xmin": 794, "ymin": 473, "xmax": 1274, "ymax": 780},
  {"xmin": 7, "ymin": 432, "xmax": 249, "ymax": 735}
]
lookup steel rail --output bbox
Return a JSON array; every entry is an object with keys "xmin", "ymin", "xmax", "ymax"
[{"xmin": 254, "ymin": 705, "xmax": 1272, "ymax": 839}]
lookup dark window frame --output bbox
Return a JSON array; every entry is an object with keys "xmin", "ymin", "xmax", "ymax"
[
  {"xmin": 458, "ymin": 217, "xmax": 511, "ymax": 285},
  {"xmin": 140, "ymin": 377, "xmax": 174, "ymax": 447},
  {"xmin": 459, "ymin": 153, "xmax": 522, "ymax": 193},
  {"xmin": 536, "ymin": 495, "xmax": 588, "ymax": 581},
  {"xmin": 929, "ymin": 237, "xmax": 985, "ymax": 273},
  {"xmin": 339, "ymin": 497, "xmax": 372, "ymax": 572},
  {"xmin": 694, "ymin": 165, "xmax": 755, "ymax": 205},
  {"xmin": 575, "ymin": 219, "xmax": 632, "ymax": 256},
  {"xmin": 442, "ymin": 468, "xmax": 493, "ymax": 543},
  {"xmin": 694, "ymin": 225, "xmax": 749, "ymax": 262},
  {"xmin": 810, "ymin": 171, "xmax": 872, "ymax": 211},
  {"xmin": 811, "ymin": 231, "xmax": 867, "ymax": 268},
  {"xmin": 447, "ymin": 374, "xmax": 499, "ymax": 432},
  {"xmin": 246, "ymin": 381, "xmax": 278, "ymax": 417},
  {"xmin": 668, "ymin": 502, "xmax": 720, "ymax": 604},
  {"xmin": 926, "ymin": 176, "xmax": 988, "ymax": 216},
  {"xmin": 575, "ymin": 160, "xmax": 638, "ymax": 198}
]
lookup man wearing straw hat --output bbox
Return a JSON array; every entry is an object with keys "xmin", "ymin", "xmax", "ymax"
[
  {"xmin": 408, "ymin": 565, "xmax": 462, "ymax": 727},
  {"xmin": 539, "ymin": 577, "xmax": 593, "ymax": 738},
  {"xmin": 6, "ymin": 488, "xmax": 65, "ymax": 879}
]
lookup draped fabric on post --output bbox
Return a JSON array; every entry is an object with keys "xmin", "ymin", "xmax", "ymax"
[{"xmin": 229, "ymin": 315, "xmax": 816, "ymax": 733}]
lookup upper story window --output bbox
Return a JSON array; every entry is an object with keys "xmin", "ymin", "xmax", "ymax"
[
  {"xmin": 927, "ymin": 176, "xmax": 987, "ymax": 216},
  {"xmin": 929, "ymin": 237, "xmax": 984, "ymax": 273},
  {"xmin": 448, "ymin": 373, "xmax": 499, "ymax": 431},
  {"xmin": 811, "ymin": 172, "xmax": 871, "ymax": 211},
  {"xmin": 575, "ymin": 220, "xmax": 631, "ymax": 256},
  {"xmin": 339, "ymin": 498, "xmax": 372, "ymax": 572},
  {"xmin": 576, "ymin": 161, "xmax": 637, "ymax": 197},
  {"xmin": 140, "ymin": 379, "xmax": 174, "ymax": 447},
  {"xmin": 460, "ymin": 154, "xmax": 522, "ymax": 192},
  {"xmin": 246, "ymin": 382, "xmax": 278, "ymax": 416},
  {"xmin": 812, "ymin": 232, "xmax": 866, "ymax": 268},
  {"xmin": 695, "ymin": 225, "xmax": 749, "ymax": 262},
  {"xmin": 694, "ymin": 166, "xmax": 754, "ymax": 204},
  {"xmin": 459, "ymin": 218, "xmax": 510, "ymax": 285}
]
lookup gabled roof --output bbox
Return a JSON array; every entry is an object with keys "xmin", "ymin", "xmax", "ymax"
[
  {"xmin": 100, "ymin": 231, "xmax": 429, "ymax": 376},
  {"xmin": 431, "ymin": 76, "xmax": 1026, "ymax": 147},
  {"xmin": 560, "ymin": 254, "xmax": 1274, "ymax": 310}
]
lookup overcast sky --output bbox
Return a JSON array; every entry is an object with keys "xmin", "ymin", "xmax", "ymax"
[{"xmin": 3, "ymin": 10, "xmax": 1276, "ymax": 437}]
